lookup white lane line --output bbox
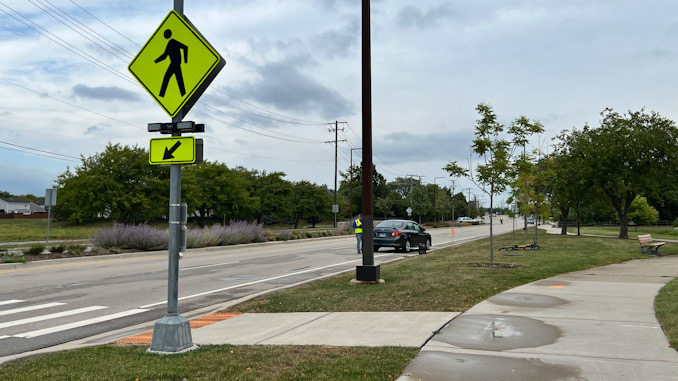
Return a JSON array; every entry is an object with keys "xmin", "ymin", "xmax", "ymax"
[
  {"xmin": 0, "ymin": 306, "xmax": 108, "ymax": 329},
  {"xmin": 180, "ymin": 261, "xmax": 239, "ymax": 271},
  {"xmin": 0, "ymin": 300, "xmax": 23, "ymax": 306},
  {"xmin": 0, "ymin": 302, "xmax": 66, "ymax": 317},
  {"xmin": 0, "ymin": 335, "xmax": 9, "ymax": 340},
  {"xmin": 13, "ymin": 309, "xmax": 148, "ymax": 339},
  {"xmin": 140, "ymin": 255, "xmax": 396, "ymax": 309}
]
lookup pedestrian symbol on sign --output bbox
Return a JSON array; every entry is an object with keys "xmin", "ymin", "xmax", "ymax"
[
  {"xmin": 128, "ymin": 10, "xmax": 225, "ymax": 118},
  {"xmin": 155, "ymin": 29, "xmax": 188, "ymax": 98}
]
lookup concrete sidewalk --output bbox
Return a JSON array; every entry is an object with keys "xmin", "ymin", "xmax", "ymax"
[
  {"xmin": 398, "ymin": 255, "xmax": 678, "ymax": 380},
  {"xmin": 190, "ymin": 311, "xmax": 458, "ymax": 348}
]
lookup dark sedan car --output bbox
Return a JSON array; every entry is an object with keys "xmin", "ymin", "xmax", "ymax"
[{"xmin": 373, "ymin": 219, "xmax": 431, "ymax": 252}]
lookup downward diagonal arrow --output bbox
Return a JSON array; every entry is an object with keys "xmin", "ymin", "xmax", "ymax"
[{"xmin": 163, "ymin": 141, "xmax": 182, "ymax": 160}]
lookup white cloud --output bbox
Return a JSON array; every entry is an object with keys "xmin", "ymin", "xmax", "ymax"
[{"xmin": 1, "ymin": 0, "xmax": 677, "ymax": 203}]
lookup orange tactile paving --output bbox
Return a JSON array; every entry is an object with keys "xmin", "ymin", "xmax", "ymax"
[{"xmin": 116, "ymin": 312, "xmax": 243, "ymax": 344}]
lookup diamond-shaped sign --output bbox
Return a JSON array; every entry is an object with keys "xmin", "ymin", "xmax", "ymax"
[{"xmin": 129, "ymin": 10, "xmax": 224, "ymax": 118}]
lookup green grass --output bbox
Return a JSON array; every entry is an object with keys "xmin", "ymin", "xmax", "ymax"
[
  {"xmin": 0, "ymin": 345, "xmax": 417, "ymax": 381},
  {"xmin": 656, "ymin": 277, "xmax": 678, "ymax": 350},
  {"xmin": 0, "ymin": 219, "xmax": 108, "ymax": 242},
  {"xmin": 567, "ymin": 225, "xmax": 678, "ymax": 239},
  {"xmin": 228, "ymin": 229, "xmax": 677, "ymax": 313}
]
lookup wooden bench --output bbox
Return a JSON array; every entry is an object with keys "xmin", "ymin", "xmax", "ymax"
[{"xmin": 637, "ymin": 234, "xmax": 665, "ymax": 255}]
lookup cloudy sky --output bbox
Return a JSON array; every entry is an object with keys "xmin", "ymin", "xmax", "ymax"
[{"xmin": 1, "ymin": 0, "xmax": 677, "ymax": 208}]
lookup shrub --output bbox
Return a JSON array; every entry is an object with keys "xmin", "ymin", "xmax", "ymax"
[
  {"xmin": 186, "ymin": 225, "xmax": 221, "ymax": 248},
  {"xmin": 4, "ymin": 248, "xmax": 24, "ymax": 257},
  {"xmin": 26, "ymin": 244, "xmax": 45, "ymax": 255},
  {"xmin": 50, "ymin": 244, "xmax": 66, "ymax": 253},
  {"xmin": 218, "ymin": 221, "xmax": 266, "ymax": 245},
  {"xmin": 66, "ymin": 244, "xmax": 85, "ymax": 255},
  {"xmin": 277, "ymin": 230, "xmax": 292, "ymax": 241},
  {"xmin": 91, "ymin": 223, "xmax": 168, "ymax": 251},
  {"xmin": 673, "ymin": 218, "xmax": 678, "ymax": 228}
]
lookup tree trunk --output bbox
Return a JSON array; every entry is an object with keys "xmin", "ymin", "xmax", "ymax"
[
  {"xmin": 576, "ymin": 203, "xmax": 581, "ymax": 236},
  {"xmin": 560, "ymin": 206, "xmax": 569, "ymax": 235},
  {"xmin": 489, "ymin": 192, "xmax": 494, "ymax": 267}
]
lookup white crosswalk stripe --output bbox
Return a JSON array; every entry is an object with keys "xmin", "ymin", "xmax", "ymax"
[
  {"xmin": 0, "ymin": 300, "xmax": 148, "ymax": 340},
  {"xmin": 0, "ymin": 300, "xmax": 23, "ymax": 306},
  {"xmin": 0, "ymin": 306, "xmax": 108, "ymax": 329},
  {"xmin": 0, "ymin": 302, "xmax": 66, "ymax": 316},
  {"xmin": 14, "ymin": 309, "xmax": 148, "ymax": 338}
]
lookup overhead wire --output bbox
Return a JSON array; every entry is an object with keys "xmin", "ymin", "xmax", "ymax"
[
  {"xmin": 0, "ymin": 2, "xmax": 355, "ymax": 169},
  {"xmin": 69, "ymin": 0, "xmax": 141, "ymax": 48},
  {"xmin": 0, "ymin": 2, "xmax": 138, "ymax": 86},
  {"xmin": 0, "ymin": 144, "xmax": 80, "ymax": 163},
  {"xmin": 29, "ymin": 0, "xmax": 133, "ymax": 63}
]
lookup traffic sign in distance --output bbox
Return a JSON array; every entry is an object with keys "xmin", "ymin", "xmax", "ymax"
[
  {"xmin": 149, "ymin": 136, "xmax": 202, "ymax": 165},
  {"xmin": 129, "ymin": 10, "xmax": 224, "ymax": 118}
]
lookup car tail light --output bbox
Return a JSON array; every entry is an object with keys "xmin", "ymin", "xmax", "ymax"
[{"xmin": 391, "ymin": 231, "xmax": 402, "ymax": 237}]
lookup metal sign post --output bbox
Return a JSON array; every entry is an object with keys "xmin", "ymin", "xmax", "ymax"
[
  {"xmin": 45, "ymin": 188, "xmax": 56, "ymax": 243},
  {"xmin": 130, "ymin": 0, "xmax": 224, "ymax": 354}
]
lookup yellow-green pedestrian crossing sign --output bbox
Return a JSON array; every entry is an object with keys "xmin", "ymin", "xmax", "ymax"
[
  {"xmin": 129, "ymin": 10, "xmax": 225, "ymax": 118},
  {"xmin": 149, "ymin": 136, "xmax": 203, "ymax": 165}
]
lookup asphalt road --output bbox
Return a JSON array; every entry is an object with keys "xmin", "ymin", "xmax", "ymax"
[{"xmin": 0, "ymin": 219, "xmax": 518, "ymax": 360}]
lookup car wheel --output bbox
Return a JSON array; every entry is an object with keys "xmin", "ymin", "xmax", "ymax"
[
  {"xmin": 404, "ymin": 240, "xmax": 411, "ymax": 252},
  {"xmin": 426, "ymin": 239, "xmax": 431, "ymax": 250},
  {"xmin": 374, "ymin": 246, "xmax": 380, "ymax": 252}
]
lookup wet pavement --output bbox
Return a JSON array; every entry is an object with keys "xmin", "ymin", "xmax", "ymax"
[{"xmin": 398, "ymin": 255, "xmax": 678, "ymax": 380}]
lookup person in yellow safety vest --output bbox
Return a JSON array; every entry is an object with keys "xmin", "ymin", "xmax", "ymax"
[{"xmin": 352, "ymin": 214, "xmax": 363, "ymax": 254}]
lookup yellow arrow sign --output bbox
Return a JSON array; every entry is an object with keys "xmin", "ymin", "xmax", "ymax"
[
  {"xmin": 149, "ymin": 136, "xmax": 196, "ymax": 165},
  {"xmin": 129, "ymin": 10, "xmax": 224, "ymax": 117}
]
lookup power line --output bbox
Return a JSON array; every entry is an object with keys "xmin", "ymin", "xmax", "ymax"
[
  {"xmin": 0, "ymin": 2, "xmax": 137, "ymax": 86},
  {"xmin": 197, "ymin": 99, "xmax": 327, "ymax": 143},
  {"xmin": 192, "ymin": 110, "xmax": 327, "ymax": 144},
  {"xmin": 29, "ymin": 0, "xmax": 132, "ymax": 63},
  {"xmin": 69, "ymin": 0, "xmax": 141, "ymax": 48},
  {"xmin": 0, "ymin": 144, "xmax": 80, "ymax": 163},
  {"xmin": 208, "ymin": 87, "xmax": 327, "ymax": 126}
]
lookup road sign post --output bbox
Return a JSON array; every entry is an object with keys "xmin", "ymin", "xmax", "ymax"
[
  {"xmin": 45, "ymin": 188, "xmax": 57, "ymax": 243},
  {"xmin": 131, "ymin": 1, "xmax": 223, "ymax": 354}
]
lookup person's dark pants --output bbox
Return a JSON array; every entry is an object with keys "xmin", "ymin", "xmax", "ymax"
[{"xmin": 355, "ymin": 233, "xmax": 362, "ymax": 254}]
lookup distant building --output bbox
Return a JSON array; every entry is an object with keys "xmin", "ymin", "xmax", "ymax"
[{"xmin": 0, "ymin": 198, "xmax": 31, "ymax": 215}]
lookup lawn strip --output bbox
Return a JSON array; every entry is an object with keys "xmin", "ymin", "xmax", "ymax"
[
  {"xmin": 227, "ymin": 230, "xmax": 678, "ymax": 313},
  {"xmin": 655, "ymin": 277, "xmax": 678, "ymax": 351},
  {"xmin": 0, "ymin": 345, "xmax": 417, "ymax": 381}
]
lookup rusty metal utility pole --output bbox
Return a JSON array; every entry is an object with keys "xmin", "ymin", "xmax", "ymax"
[{"xmin": 354, "ymin": 0, "xmax": 380, "ymax": 283}]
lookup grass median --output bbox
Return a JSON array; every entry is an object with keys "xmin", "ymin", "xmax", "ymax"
[
  {"xmin": 1, "ymin": 229, "xmax": 677, "ymax": 380},
  {"xmin": 567, "ymin": 225, "xmax": 678, "ymax": 240}
]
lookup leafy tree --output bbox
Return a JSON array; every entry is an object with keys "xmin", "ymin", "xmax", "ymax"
[
  {"xmin": 559, "ymin": 109, "xmax": 678, "ymax": 238},
  {"xmin": 451, "ymin": 192, "xmax": 468, "ymax": 219},
  {"xmin": 508, "ymin": 116, "xmax": 545, "ymax": 231},
  {"xmin": 0, "ymin": 190, "xmax": 11, "ymax": 198},
  {"xmin": 444, "ymin": 103, "xmax": 542, "ymax": 265},
  {"xmin": 629, "ymin": 196, "xmax": 659, "ymax": 225},
  {"xmin": 338, "ymin": 163, "xmax": 389, "ymax": 218},
  {"xmin": 375, "ymin": 196, "xmax": 395, "ymax": 219},
  {"xmin": 292, "ymin": 181, "xmax": 332, "ymax": 228},
  {"xmin": 53, "ymin": 143, "xmax": 168, "ymax": 223},
  {"xmin": 183, "ymin": 162, "xmax": 257, "ymax": 227},
  {"xmin": 237, "ymin": 168, "xmax": 294, "ymax": 224},
  {"xmin": 409, "ymin": 184, "xmax": 432, "ymax": 223},
  {"xmin": 434, "ymin": 187, "xmax": 452, "ymax": 221}
]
